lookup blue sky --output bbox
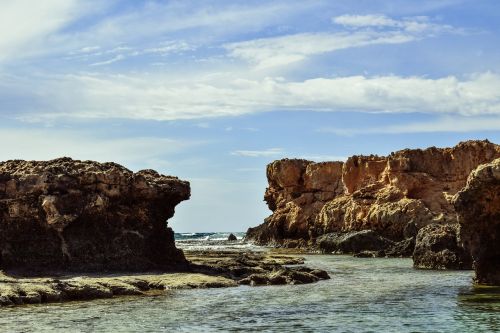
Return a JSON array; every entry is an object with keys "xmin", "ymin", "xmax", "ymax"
[{"xmin": 1, "ymin": 0, "xmax": 500, "ymax": 232}]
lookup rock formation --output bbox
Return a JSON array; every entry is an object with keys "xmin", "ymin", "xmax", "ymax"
[
  {"xmin": 247, "ymin": 140, "xmax": 500, "ymax": 252},
  {"xmin": 0, "ymin": 157, "xmax": 190, "ymax": 271},
  {"xmin": 454, "ymin": 158, "xmax": 500, "ymax": 285},
  {"xmin": 413, "ymin": 224, "xmax": 471, "ymax": 270}
]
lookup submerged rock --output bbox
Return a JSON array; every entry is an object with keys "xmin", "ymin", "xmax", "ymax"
[
  {"xmin": 413, "ymin": 224, "xmax": 471, "ymax": 270},
  {"xmin": 0, "ymin": 157, "xmax": 190, "ymax": 271},
  {"xmin": 317, "ymin": 230, "xmax": 393, "ymax": 254},
  {"xmin": 454, "ymin": 158, "xmax": 500, "ymax": 285},
  {"xmin": 227, "ymin": 233, "xmax": 237, "ymax": 241}
]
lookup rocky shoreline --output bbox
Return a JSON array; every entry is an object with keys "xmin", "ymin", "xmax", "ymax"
[
  {"xmin": 246, "ymin": 140, "xmax": 500, "ymax": 284},
  {"xmin": 0, "ymin": 250, "xmax": 329, "ymax": 307}
]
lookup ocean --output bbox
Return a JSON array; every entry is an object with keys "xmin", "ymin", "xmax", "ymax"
[{"xmin": 1, "ymin": 233, "xmax": 499, "ymax": 332}]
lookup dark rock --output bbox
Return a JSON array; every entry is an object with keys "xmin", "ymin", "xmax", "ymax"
[
  {"xmin": 317, "ymin": 230, "xmax": 394, "ymax": 254},
  {"xmin": 227, "ymin": 233, "xmax": 237, "ymax": 241},
  {"xmin": 386, "ymin": 238, "xmax": 416, "ymax": 257},
  {"xmin": 0, "ymin": 158, "xmax": 190, "ymax": 271},
  {"xmin": 454, "ymin": 158, "xmax": 500, "ymax": 285},
  {"xmin": 354, "ymin": 251, "xmax": 382, "ymax": 258},
  {"xmin": 413, "ymin": 224, "xmax": 471, "ymax": 270}
]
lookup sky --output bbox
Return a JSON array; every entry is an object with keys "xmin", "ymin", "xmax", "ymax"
[{"xmin": 1, "ymin": 0, "xmax": 500, "ymax": 232}]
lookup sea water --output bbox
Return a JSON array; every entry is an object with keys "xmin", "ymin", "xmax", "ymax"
[{"xmin": 1, "ymin": 234, "xmax": 499, "ymax": 333}]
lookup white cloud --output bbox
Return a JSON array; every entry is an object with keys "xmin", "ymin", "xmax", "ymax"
[
  {"xmin": 231, "ymin": 148, "xmax": 285, "ymax": 157},
  {"xmin": 226, "ymin": 15, "xmax": 457, "ymax": 69},
  {"xmin": 8, "ymin": 71, "xmax": 500, "ymax": 122},
  {"xmin": 0, "ymin": 0, "xmax": 111, "ymax": 63},
  {"xmin": 225, "ymin": 31, "xmax": 416, "ymax": 69},
  {"xmin": 331, "ymin": 14, "xmax": 449, "ymax": 33},
  {"xmin": 319, "ymin": 116, "xmax": 500, "ymax": 136},
  {"xmin": 90, "ymin": 54, "xmax": 125, "ymax": 66}
]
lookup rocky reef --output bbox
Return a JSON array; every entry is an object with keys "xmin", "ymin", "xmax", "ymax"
[
  {"xmin": 0, "ymin": 157, "xmax": 190, "ymax": 271},
  {"xmin": 454, "ymin": 158, "xmax": 500, "ymax": 285},
  {"xmin": 247, "ymin": 140, "xmax": 500, "ymax": 258}
]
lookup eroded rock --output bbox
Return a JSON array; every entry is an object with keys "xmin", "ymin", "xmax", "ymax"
[
  {"xmin": 0, "ymin": 157, "xmax": 190, "ymax": 271},
  {"xmin": 247, "ymin": 141, "xmax": 500, "ymax": 254},
  {"xmin": 454, "ymin": 158, "xmax": 500, "ymax": 285}
]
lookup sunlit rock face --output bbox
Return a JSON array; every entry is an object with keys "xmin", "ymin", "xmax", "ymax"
[
  {"xmin": 247, "ymin": 140, "xmax": 500, "ymax": 249},
  {"xmin": 454, "ymin": 158, "xmax": 500, "ymax": 285},
  {"xmin": 0, "ymin": 158, "xmax": 190, "ymax": 271}
]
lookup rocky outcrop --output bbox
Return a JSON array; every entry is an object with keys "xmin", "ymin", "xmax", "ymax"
[
  {"xmin": 0, "ymin": 157, "xmax": 190, "ymax": 271},
  {"xmin": 247, "ymin": 140, "xmax": 500, "ymax": 251},
  {"xmin": 413, "ymin": 224, "xmax": 471, "ymax": 270},
  {"xmin": 454, "ymin": 158, "xmax": 500, "ymax": 285}
]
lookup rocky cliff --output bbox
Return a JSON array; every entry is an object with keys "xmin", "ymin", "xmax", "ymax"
[
  {"xmin": 454, "ymin": 158, "xmax": 500, "ymax": 285},
  {"xmin": 0, "ymin": 158, "xmax": 190, "ymax": 271},
  {"xmin": 247, "ymin": 140, "xmax": 500, "ymax": 248}
]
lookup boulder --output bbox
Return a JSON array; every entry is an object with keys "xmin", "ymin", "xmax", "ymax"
[
  {"xmin": 227, "ymin": 233, "xmax": 237, "ymax": 241},
  {"xmin": 0, "ymin": 157, "xmax": 190, "ymax": 271},
  {"xmin": 317, "ymin": 230, "xmax": 394, "ymax": 254},
  {"xmin": 454, "ymin": 158, "xmax": 500, "ymax": 285},
  {"xmin": 413, "ymin": 224, "xmax": 471, "ymax": 270}
]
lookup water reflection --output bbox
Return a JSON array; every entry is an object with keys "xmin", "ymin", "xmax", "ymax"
[{"xmin": 454, "ymin": 285, "xmax": 500, "ymax": 332}]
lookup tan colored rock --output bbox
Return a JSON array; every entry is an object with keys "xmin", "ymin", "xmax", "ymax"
[{"xmin": 247, "ymin": 140, "xmax": 500, "ymax": 247}]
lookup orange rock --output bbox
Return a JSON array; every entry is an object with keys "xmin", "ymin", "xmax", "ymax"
[{"xmin": 247, "ymin": 140, "xmax": 500, "ymax": 247}]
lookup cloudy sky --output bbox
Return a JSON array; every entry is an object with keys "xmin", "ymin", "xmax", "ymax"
[{"xmin": 1, "ymin": 0, "xmax": 500, "ymax": 232}]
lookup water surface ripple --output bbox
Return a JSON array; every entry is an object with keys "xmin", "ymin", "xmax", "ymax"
[{"xmin": 1, "ymin": 256, "xmax": 499, "ymax": 332}]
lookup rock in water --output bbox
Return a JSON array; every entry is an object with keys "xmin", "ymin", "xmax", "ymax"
[
  {"xmin": 317, "ymin": 230, "xmax": 393, "ymax": 254},
  {"xmin": 454, "ymin": 158, "xmax": 500, "ymax": 285},
  {"xmin": 0, "ymin": 157, "xmax": 190, "ymax": 271},
  {"xmin": 227, "ymin": 233, "xmax": 237, "ymax": 241},
  {"xmin": 413, "ymin": 224, "xmax": 471, "ymax": 270},
  {"xmin": 246, "ymin": 140, "xmax": 500, "ymax": 250}
]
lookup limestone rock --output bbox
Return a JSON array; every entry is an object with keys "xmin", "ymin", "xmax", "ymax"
[
  {"xmin": 413, "ymin": 224, "xmax": 471, "ymax": 270},
  {"xmin": 454, "ymin": 158, "xmax": 500, "ymax": 285},
  {"xmin": 0, "ymin": 157, "xmax": 190, "ymax": 271},
  {"xmin": 247, "ymin": 140, "xmax": 500, "ymax": 252}
]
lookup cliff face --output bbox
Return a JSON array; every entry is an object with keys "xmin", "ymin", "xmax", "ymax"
[
  {"xmin": 247, "ymin": 140, "xmax": 500, "ymax": 247},
  {"xmin": 0, "ymin": 158, "xmax": 190, "ymax": 271},
  {"xmin": 454, "ymin": 158, "xmax": 500, "ymax": 285}
]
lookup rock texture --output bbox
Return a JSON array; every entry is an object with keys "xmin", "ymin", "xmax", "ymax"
[
  {"xmin": 413, "ymin": 224, "xmax": 471, "ymax": 270},
  {"xmin": 454, "ymin": 158, "xmax": 500, "ymax": 285},
  {"xmin": 0, "ymin": 157, "xmax": 190, "ymax": 271},
  {"xmin": 247, "ymin": 141, "xmax": 500, "ymax": 252}
]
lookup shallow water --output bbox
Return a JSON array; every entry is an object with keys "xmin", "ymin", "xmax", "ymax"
[{"xmin": 1, "ymin": 255, "xmax": 499, "ymax": 333}]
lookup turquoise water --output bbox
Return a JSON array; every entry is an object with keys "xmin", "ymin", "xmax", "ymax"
[{"xmin": 1, "ymin": 255, "xmax": 499, "ymax": 332}]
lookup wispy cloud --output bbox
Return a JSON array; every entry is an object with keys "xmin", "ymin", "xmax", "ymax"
[
  {"xmin": 226, "ymin": 15, "xmax": 458, "ymax": 69},
  {"xmin": 318, "ymin": 116, "xmax": 500, "ymax": 136},
  {"xmin": 231, "ymin": 148, "xmax": 285, "ymax": 157},
  {"xmin": 332, "ymin": 14, "xmax": 455, "ymax": 33},
  {"xmin": 90, "ymin": 54, "xmax": 125, "ymax": 66}
]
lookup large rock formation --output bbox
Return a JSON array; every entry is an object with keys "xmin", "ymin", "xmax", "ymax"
[
  {"xmin": 0, "ymin": 158, "xmax": 190, "ymax": 271},
  {"xmin": 454, "ymin": 158, "xmax": 500, "ymax": 285},
  {"xmin": 247, "ymin": 140, "xmax": 500, "ymax": 249}
]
